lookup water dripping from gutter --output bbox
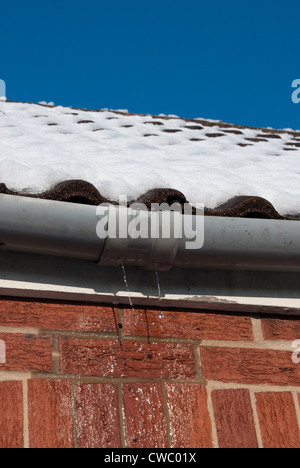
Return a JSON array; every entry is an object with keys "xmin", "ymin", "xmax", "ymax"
[
  {"xmin": 144, "ymin": 309, "xmax": 151, "ymax": 345},
  {"xmin": 155, "ymin": 267, "xmax": 162, "ymax": 301},
  {"xmin": 121, "ymin": 265, "xmax": 134, "ymax": 308},
  {"xmin": 121, "ymin": 265, "xmax": 151, "ymax": 344},
  {"xmin": 113, "ymin": 303, "xmax": 127, "ymax": 370},
  {"xmin": 112, "ymin": 306, "xmax": 123, "ymax": 348}
]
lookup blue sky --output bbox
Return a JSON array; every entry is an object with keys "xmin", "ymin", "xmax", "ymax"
[{"xmin": 1, "ymin": 0, "xmax": 300, "ymax": 129}]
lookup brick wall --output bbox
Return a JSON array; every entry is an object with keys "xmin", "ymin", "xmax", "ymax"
[{"xmin": 0, "ymin": 297, "xmax": 300, "ymax": 448}]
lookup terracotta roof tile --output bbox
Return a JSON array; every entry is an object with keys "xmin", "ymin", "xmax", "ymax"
[{"xmin": 0, "ymin": 180, "xmax": 298, "ymax": 220}]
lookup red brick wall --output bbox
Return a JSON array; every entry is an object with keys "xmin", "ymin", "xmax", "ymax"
[{"xmin": 0, "ymin": 297, "xmax": 300, "ymax": 448}]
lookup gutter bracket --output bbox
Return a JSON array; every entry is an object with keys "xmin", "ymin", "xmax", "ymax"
[{"xmin": 98, "ymin": 206, "xmax": 180, "ymax": 271}]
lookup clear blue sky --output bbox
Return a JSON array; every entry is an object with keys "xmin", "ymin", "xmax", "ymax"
[{"xmin": 1, "ymin": 0, "xmax": 300, "ymax": 129}]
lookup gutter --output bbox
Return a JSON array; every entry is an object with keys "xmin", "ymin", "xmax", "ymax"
[{"xmin": 0, "ymin": 194, "xmax": 300, "ymax": 272}]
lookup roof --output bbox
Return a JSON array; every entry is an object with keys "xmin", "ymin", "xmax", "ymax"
[{"xmin": 1, "ymin": 101, "xmax": 300, "ymax": 220}]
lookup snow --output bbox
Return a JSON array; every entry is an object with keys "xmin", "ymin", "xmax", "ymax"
[
  {"xmin": 38, "ymin": 101, "xmax": 55, "ymax": 106},
  {"xmin": 0, "ymin": 101, "xmax": 300, "ymax": 215}
]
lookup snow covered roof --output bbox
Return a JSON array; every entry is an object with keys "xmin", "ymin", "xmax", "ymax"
[{"xmin": 0, "ymin": 101, "xmax": 300, "ymax": 219}]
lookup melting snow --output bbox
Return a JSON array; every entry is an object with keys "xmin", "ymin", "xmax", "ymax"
[{"xmin": 0, "ymin": 101, "xmax": 300, "ymax": 215}]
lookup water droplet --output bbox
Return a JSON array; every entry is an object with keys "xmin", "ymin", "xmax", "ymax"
[
  {"xmin": 121, "ymin": 265, "xmax": 134, "ymax": 308},
  {"xmin": 155, "ymin": 266, "xmax": 162, "ymax": 301}
]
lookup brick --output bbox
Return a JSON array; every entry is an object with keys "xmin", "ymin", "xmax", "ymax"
[
  {"xmin": 0, "ymin": 298, "xmax": 118, "ymax": 332},
  {"xmin": 123, "ymin": 383, "xmax": 168, "ymax": 448},
  {"xmin": 211, "ymin": 389, "xmax": 258, "ymax": 448},
  {"xmin": 262, "ymin": 316, "xmax": 300, "ymax": 341},
  {"xmin": 74, "ymin": 383, "xmax": 121, "ymax": 448},
  {"xmin": 60, "ymin": 338, "xmax": 195, "ymax": 379},
  {"xmin": 0, "ymin": 333, "xmax": 52, "ymax": 373},
  {"xmin": 201, "ymin": 346, "xmax": 300, "ymax": 386},
  {"xmin": 255, "ymin": 392, "xmax": 300, "ymax": 448},
  {"xmin": 166, "ymin": 384, "xmax": 213, "ymax": 448},
  {"xmin": 124, "ymin": 308, "xmax": 253, "ymax": 341},
  {"xmin": 28, "ymin": 379, "xmax": 74, "ymax": 448},
  {"xmin": 0, "ymin": 381, "xmax": 23, "ymax": 448}
]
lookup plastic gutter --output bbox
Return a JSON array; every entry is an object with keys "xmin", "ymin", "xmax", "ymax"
[{"xmin": 0, "ymin": 194, "xmax": 300, "ymax": 272}]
